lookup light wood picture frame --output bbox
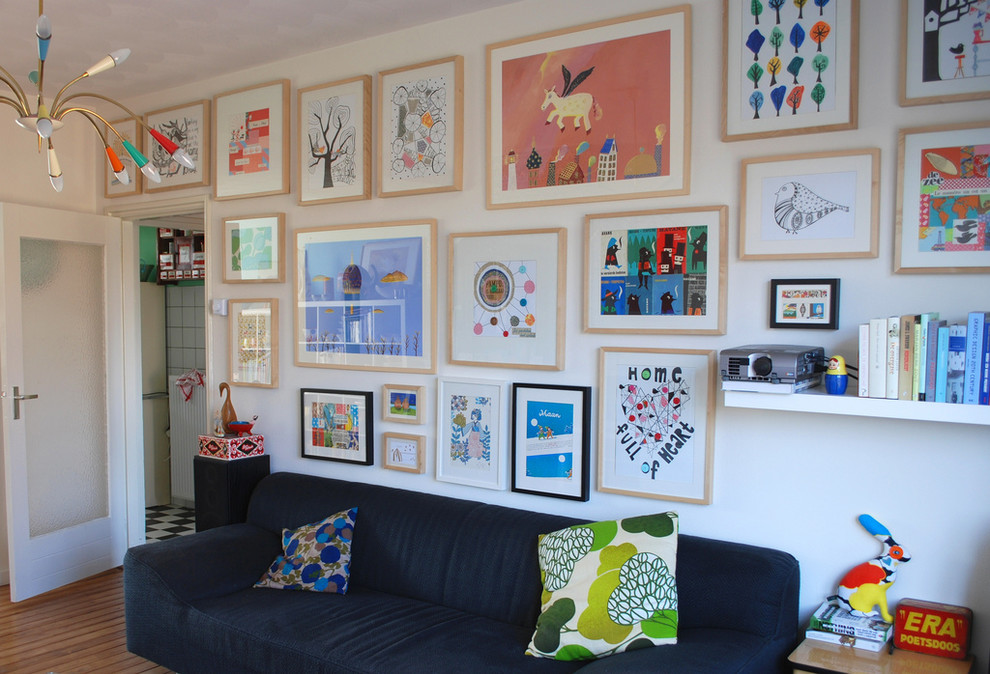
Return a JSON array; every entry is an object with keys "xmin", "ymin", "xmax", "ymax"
[
  {"xmin": 104, "ymin": 117, "xmax": 141, "ymax": 198},
  {"xmin": 740, "ymin": 148, "xmax": 880, "ymax": 260},
  {"xmin": 722, "ymin": 0, "xmax": 859, "ymax": 141},
  {"xmin": 377, "ymin": 56, "xmax": 463, "ymax": 197},
  {"xmin": 584, "ymin": 206, "xmax": 727, "ymax": 335},
  {"xmin": 222, "ymin": 213, "xmax": 285, "ymax": 283},
  {"xmin": 382, "ymin": 383, "xmax": 426, "ymax": 425},
  {"xmin": 228, "ymin": 298, "xmax": 278, "ymax": 388},
  {"xmin": 144, "ymin": 100, "xmax": 210, "ymax": 193},
  {"xmin": 298, "ymin": 75, "xmax": 372, "ymax": 205},
  {"xmin": 383, "ymin": 432, "xmax": 426, "ymax": 473},
  {"xmin": 448, "ymin": 228, "xmax": 566, "ymax": 370},
  {"xmin": 598, "ymin": 347, "xmax": 715, "ymax": 504},
  {"xmin": 487, "ymin": 7, "xmax": 691, "ymax": 209},
  {"xmin": 213, "ymin": 79, "xmax": 290, "ymax": 200},
  {"xmin": 436, "ymin": 377, "xmax": 506, "ymax": 491}
]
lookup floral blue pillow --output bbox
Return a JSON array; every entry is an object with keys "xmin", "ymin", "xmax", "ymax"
[{"xmin": 255, "ymin": 507, "xmax": 357, "ymax": 594}]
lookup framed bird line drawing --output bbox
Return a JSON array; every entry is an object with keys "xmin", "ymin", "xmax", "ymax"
[{"xmin": 740, "ymin": 148, "xmax": 880, "ymax": 260}]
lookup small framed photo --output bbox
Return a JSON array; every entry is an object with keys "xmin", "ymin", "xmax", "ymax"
[
  {"xmin": 213, "ymin": 79, "xmax": 290, "ymax": 200},
  {"xmin": 378, "ymin": 56, "xmax": 463, "ymax": 197},
  {"xmin": 722, "ymin": 0, "xmax": 859, "ymax": 141},
  {"xmin": 740, "ymin": 148, "xmax": 880, "ymax": 260},
  {"xmin": 769, "ymin": 278, "xmax": 840, "ymax": 330},
  {"xmin": 900, "ymin": 0, "xmax": 990, "ymax": 106},
  {"xmin": 300, "ymin": 388, "xmax": 373, "ymax": 465},
  {"xmin": 510, "ymin": 383, "xmax": 591, "ymax": 501},
  {"xmin": 105, "ymin": 117, "xmax": 141, "ymax": 198},
  {"xmin": 144, "ymin": 100, "xmax": 210, "ymax": 193},
  {"xmin": 449, "ymin": 228, "xmax": 566, "ymax": 370},
  {"xmin": 436, "ymin": 378, "xmax": 506, "ymax": 490},
  {"xmin": 382, "ymin": 383, "xmax": 426, "ymax": 425},
  {"xmin": 229, "ymin": 298, "xmax": 278, "ymax": 387},
  {"xmin": 585, "ymin": 206, "xmax": 727, "ymax": 335},
  {"xmin": 383, "ymin": 432, "xmax": 426, "ymax": 473},
  {"xmin": 895, "ymin": 121, "xmax": 990, "ymax": 274},
  {"xmin": 222, "ymin": 213, "xmax": 285, "ymax": 283},
  {"xmin": 298, "ymin": 75, "xmax": 372, "ymax": 205}
]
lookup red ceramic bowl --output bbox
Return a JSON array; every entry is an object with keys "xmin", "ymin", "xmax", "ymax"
[{"xmin": 227, "ymin": 421, "xmax": 254, "ymax": 436}]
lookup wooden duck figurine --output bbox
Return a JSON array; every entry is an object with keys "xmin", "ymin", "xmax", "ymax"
[{"xmin": 219, "ymin": 382, "xmax": 238, "ymax": 435}]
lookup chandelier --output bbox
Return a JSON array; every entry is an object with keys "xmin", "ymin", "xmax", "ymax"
[{"xmin": 0, "ymin": 1, "xmax": 195, "ymax": 191}]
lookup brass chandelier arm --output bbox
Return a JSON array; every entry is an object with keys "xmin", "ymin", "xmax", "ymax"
[
  {"xmin": 0, "ymin": 66, "xmax": 30, "ymax": 115},
  {"xmin": 49, "ymin": 73, "xmax": 88, "ymax": 116},
  {"xmin": 52, "ymin": 92, "xmax": 143, "ymax": 130},
  {"xmin": 58, "ymin": 107, "xmax": 126, "ymax": 144},
  {"xmin": 1, "ymin": 96, "xmax": 30, "ymax": 115}
]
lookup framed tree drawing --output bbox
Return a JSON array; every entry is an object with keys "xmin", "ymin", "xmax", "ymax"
[
  {"xmin": 487, "ymin": 7, "xmax": 691, "ymax": 209},
  {"xmin": 722, "ymin": 0, "xmax": 859, "ymax": 141},
  {"xmin": 295, "ymin": 219, "xmax": 437, "ymax": 373},
  {"xmin": 585, "ymin": 206, "xmax": 727, "ymax": 334},
  {"xmin": 900, "ymin": 0, "xmax": 990, "ymax": 106},
  {"xmin": 213, "ymin": 79, "xmax": 290, "ymax": 200},
  {"xmin": 104, "ymin": 117, "xmax": 140, "ymax": 198},
  {"xmin": 144, "ymin": 100, "xmax": 210, "ymax": 193},
  {"xmin": 436, "ymin": 378, "xmax": 506, "ymax": 490},
  {"xmin": 598, "ymin": 347, "xmax": 715, "ymax": 504},
  {"xmin": 298, "ymin": 75, "xmax": 372, "ymax": 205},
  {"xmin": 449, "ymin": 228, "xmax": 566, "ymax": 370},
  {"xmin": 222, "ymin": 213, "xmax": 284, "ymax": 283},
  {"xmin": 377, "ymin": 56, "xmax": 463, "ymax": 197},
  {"xmin": 383, "ymin": 432, "xmax": 426, "ymax": 473},
  {"xmin": 300, "ymin": 388, "xmax": 373, "ymax": 465},
  {"xmin": 228, "ymin": 298, "xmax": 278, "ymax": 387}
]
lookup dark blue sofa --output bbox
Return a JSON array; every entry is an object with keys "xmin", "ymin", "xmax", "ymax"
[{"xmin": 125, "ymin": 472, "xmax": 799, "ymax": 672}]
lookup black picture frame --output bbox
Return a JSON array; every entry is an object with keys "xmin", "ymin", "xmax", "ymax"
[
  {"xmin": 769, "ymin": 278, "xmax": 840, "ymax": 330},
  {"xmin": 300, "ymin": 388, "xmax": 374, "ymax": 465}
]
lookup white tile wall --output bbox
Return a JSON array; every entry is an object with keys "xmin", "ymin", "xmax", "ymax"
[{"xmin": 165, "ymin": 285, "xmax": 205, "ymax": 376}]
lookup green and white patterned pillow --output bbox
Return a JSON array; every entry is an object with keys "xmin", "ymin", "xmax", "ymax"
[
  {"xmin": 255, "ymin": 507, "xmax": 357, "ymax": 594},
  {"xmin": 526, "ymin": 512, "xmax": 678, "ymax": 661}
]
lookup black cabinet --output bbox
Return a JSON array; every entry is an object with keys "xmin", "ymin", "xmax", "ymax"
[{"xmin": 193, "ymin": 454, "xmax": 270, "ymax": 532}]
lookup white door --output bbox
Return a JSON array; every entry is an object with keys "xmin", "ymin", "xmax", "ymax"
[{"xmin": 0, "ymin": 202, "xmax": 126, "ymax": 602}]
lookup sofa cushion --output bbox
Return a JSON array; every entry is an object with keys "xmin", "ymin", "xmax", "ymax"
[
  {"xmin": 526, "ymin": 512, "xmax": 678, "ymax": 661},
  {"xmin": 254, "ymin": 507, "xmax": 357, "ymax": 594}
]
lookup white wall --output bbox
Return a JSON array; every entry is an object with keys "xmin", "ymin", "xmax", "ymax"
[{"xmin": 102, "ymin": 0, "xmax": 988, "ymax": 660}]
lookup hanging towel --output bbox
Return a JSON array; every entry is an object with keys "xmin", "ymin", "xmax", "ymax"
[{"xmin": 175, "ymin": 368, "xmax": 205, "ymax": 402}]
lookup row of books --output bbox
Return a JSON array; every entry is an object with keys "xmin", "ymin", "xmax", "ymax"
[
  {"xmin": 806, "ymin": 601, "xmax": 892, "ymax": 652},
  {"xmin": 857, "ymin": 311, "xmax": 990, "ymax": 405}
]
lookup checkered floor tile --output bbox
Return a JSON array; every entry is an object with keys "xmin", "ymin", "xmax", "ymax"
[{"xmin": 145, "ymin": 504, "xmax": 196, "ymax": 542}]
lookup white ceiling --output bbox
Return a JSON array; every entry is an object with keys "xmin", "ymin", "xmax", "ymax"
[{"xmin": 1, "ymin": 0, "xmax": 517, "ymax": 104}]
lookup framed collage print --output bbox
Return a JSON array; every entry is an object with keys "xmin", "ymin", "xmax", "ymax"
[{"xmin": 300, "ymin": 388, "xmax": 373, "ymax": 465}]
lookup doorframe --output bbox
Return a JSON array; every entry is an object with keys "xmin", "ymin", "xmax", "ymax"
[{"xmin": 105, "ymin": 195, "xmax": 212, "ymax": 549}]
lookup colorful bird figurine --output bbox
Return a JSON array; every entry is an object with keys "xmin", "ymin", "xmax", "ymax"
[
  {"xmin": 829, "ymin": 515, "xmax": 911, "ymax": 623},
  {"xmin": 825, "ymin": 355, "xmax": 848, "ymax": 395},
  {"xmin": 773, "ymin": 181, "xmax": 850, "ymax": 234}
]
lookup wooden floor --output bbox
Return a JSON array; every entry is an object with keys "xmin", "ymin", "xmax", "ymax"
[{"xmin": 0, "ymin": 568, "xmax": 171, "ymax": 673}]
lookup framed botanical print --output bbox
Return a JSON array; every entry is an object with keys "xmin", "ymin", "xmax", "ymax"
[
  {"xmin": 436, "ymin": 378, "xmax": 506, "ymax": 490},
  {"xmin": 222, "ymin": 213, "xmax": 284, "ymax": 283},
  {"xmin": 228, "ymin": 299, "xmax": 278, "ymax": 387},
  {"xmin": 769, "ymin": 278, "xmax": 840, "ymax": 330},
  {"xmin": 300, "ymin": 388, "xmax": 373, "ymax": 465},
  {"xmin": 383, "ymin": 432, "xmax": 426, "ymax": 473},
  {"xmin": 105, "ymin": 117, "xmax": 141, "ymax": 198},
  {"xmin": 144, "ymin": 100, "xmax": 210, "ymax": 192}
]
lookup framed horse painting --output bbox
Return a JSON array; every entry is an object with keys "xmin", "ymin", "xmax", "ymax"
[{"xmin": 486, "ymin": 7, "xmax": 691, "ymax": 209}]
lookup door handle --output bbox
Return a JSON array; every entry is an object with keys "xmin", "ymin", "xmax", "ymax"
[{"xmin": 12, "ymin": 386, "xmax": 39, "ymax": 420}]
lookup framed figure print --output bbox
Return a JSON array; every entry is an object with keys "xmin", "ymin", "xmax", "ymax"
[
  {"xmin": 487, "ymin": 6, "xmax": 690, "ymax": 209},
  {"xmin": 105, "ymin": 117, "xmax": 141, "ymax": 198},
  {"xmin": 213, "ymin": 79, "xmax": 290, "ymax": 200},
  {"xmin": 585, "ymin": 206, "xmax": 727, "ymax": 335},
  {"xmin": 769, "ymin": 278, "xmax": 840, "ymax": 330},
  {"xmin": 298, "ymin": 75, "xmax": 372, "ymax": 205},
  {"xmin": 295, "ymin": 220, "xmax": 437, "ymax": 373},
  {"xmin": 722, "ymin": 0, "xmax": 859, "ymax": 141},
  {"xmin": 740, "ymin": 148, "xmax": 880, "ymax": 260},
  {"xmin": 144, "ymin": 100, "xmax": 210, "ymax": 193},
  {"xmin": 378, "ymin": 56, "xmax": 463, "ymax": 197},
  {"xmin": 510, "ymin": 383, "xmax": 591, "ymax": 501},
  {"xmin": 222, "ymin": 213, "xmax": 284, "ymax": 283},
  {"xmin": 449, "ymin": 228, "xmax": 566, "ymax": 370},
  {"xmin": 436, "ymin": 378, "xmax": 506, "ymax": 490},
  {"xmin": 300, "ymin": 388, "xmax": 373, "ymax": 465},
  {"xmin": 900, "ymin": 0, "xmax": 990, "ymax": 106},
  {"xmin": 228, "ymin": 299, "xmax": 278, "ymax": 387},
  {"xmin": 382, "ymin": 383, "xmax": 426, "ymax": 425},
  {"xmin": 598, "ymin": 347, "xmax": 715, "ymax": 504},
  {"xmin": 895, "ymin": 121, "xmax": 990, "ymax": 273},
  {"xmin": 383, "ymin": 432, "xmax": 426, "ymax": 473}
]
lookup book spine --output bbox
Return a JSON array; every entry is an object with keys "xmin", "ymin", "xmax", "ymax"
[
  {"xmin": 947, "ymin": 324, "xmax": 968, "ymax": 404},
  {"xmin": 885, "ymin": 317, "xmax": 899, "ymax": 399},
  {"xmin": 898, "ymin": 314, "xmax": 915, "ymax": 401},
  {"xmin": 963, "ymin": 312, "xmax": 986, "ymax": 404},
  {"xmin": 858, "ymin": 323, "xmax": 870, "ymax": 398},
  {"xmin": 868, "ymin": 318, "xmax": 886, "ymax": 398},
  {"xmin": 809, "ymin": 615, "xmax": 891, "ymax": 641},
  {"xmin": 924, "ymin": 319, "xmax": 944, "ymax": 402},
  {"xmin": 981, "ymin": 320, "xmax": 990, "ymax": 405},
  {"xmin": 935, "ymin": 325, "xmax": 950, "ymax": 403}
]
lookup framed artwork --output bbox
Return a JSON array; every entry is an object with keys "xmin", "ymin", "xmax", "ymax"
[
  {"xmin": 740, "ymin": 148, "xmax": 880, "ymax": 260},
  {"xmin": 895, "ymin": 121, "xmax": 990, "ymax": 274},
  {"xmin": 298, "ymin": 75, "xmax": 372, "ymax": 205},
  {"xmin": 900, "ymin": 0, "xmax": 990, "ymax": 106},
  {"xmin": 378, "ymin": 56, "xmax": 463, "ymax": 197},
  {"xmin": 598, "ymin": 347, "xmax": 715, "ymax": 504},
  {"xmin": 300, "ymin": 388, "xmax": 373, "ymax": 465},
  {"xmin": 144, "ymin": 100, "xmax": 210, "ymax": 193},
  {"xmin": 510, "ymin": 383, "xmax": 591, "ymax": 501},
  {"xmin": 228, "ymin": 299, "xmax": 278, "ymax": 387},
  {"xmin": 769, "ymin": 278, "xmax": 840, "ymax": 330},
  {"xmin": 584, "ymin": 206, "xmax": 727, "ymax": 335},
  {"xmin": 294, "ymin": 220, "xmax": 437, "ymax": 373},
  {"xmin": 222, "ymin": 213, "xmax": 285, "ymax": 283},
  {"xmin": 449, "ymin": 228, "xmax": 566, "ymax": 370},
  {"xmin": 436, "ymin": 378, "xmax": 506, "ymax": 490},
  {"xmin": 722, "ymin": 0, "xmax": 859, "ymax": 141},
  {"xmin": 487, "ymin": 7, "xmax": 691, "ymax": 209},
  {"xmin": 382, "ymin": 383, "xmax": 426, "ymax": 425},
  {"xmin": 213, "ymin": 79, "xmax": 290, "ymax": 200},
  {"xmin": 105, "ymin": 117, "xmax": 140, "ymax": 198},
  {"xmin": 382, "ymin": 432, "xmax": 426, "ymax": 473}
]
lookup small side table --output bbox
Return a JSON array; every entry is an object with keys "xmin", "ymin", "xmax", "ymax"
[
  {"xmin": 193, "ymin": 454, "xmax": 270, "ymax": 532},
  {"xmin": 788, "ymin": 638, "xmax": 975, "ymax": 674}
]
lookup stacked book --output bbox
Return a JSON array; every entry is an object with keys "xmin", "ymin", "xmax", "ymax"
[
  {"xmin": 806, "ymin": 601, "xmax": 892, "ymax": 652},
  {"xmin": 857, "ymin": 310, "xmax": 990, "ymax": 404}
]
